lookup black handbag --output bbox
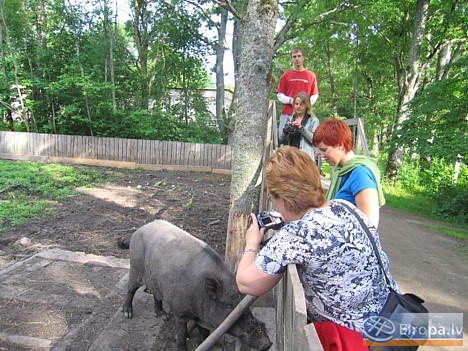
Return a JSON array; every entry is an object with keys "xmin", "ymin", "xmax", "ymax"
[{"xmin": 340, "ymin": 202, "xmax": 429, "ymax": 351}]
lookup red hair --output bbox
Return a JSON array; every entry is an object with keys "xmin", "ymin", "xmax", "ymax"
[{"xmin": 313, "ymin": 118, "xmax": 354, "ymax": 152}]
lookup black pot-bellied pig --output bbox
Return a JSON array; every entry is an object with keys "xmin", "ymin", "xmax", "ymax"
[{"xmin": 120, "ymin": 220, "xmax": 272, "ymax": 351}]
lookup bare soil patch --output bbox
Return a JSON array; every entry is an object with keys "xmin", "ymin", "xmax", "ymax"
[{"xmin": 0, "ymin": 167, "xmax": 231, "ymax": 262}]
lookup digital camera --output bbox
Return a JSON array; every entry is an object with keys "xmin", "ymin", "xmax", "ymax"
[
  {"xmin": 283, "ymin": 123, "xmax": 300, "ymax": 135},
  {"xmin": 257, "ymin": 211, "xmax": 284, "ymax": 230}
]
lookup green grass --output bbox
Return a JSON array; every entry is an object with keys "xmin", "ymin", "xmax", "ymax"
[
  {"xmin": 184, "ymin": 199, "xmax": 194, "ymax": 210},
  {"xmin": 0, "ymin": 160, "xmax": 120, "ymax": 232},
  {"xmin": 384, "ymin": 185, "xmax": 467, "ymax": 239},
  {"xmin": 383, "ymin": 185, "xmax": 436, "ymax": 216},
  {"xmin": 418, "ymin": 224, "xmax": 467, "ymax": 240}
]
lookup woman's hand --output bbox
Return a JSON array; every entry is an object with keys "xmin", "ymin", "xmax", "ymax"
[
  {"xmin": 245, "ymin": 213, "xmax": 265, "ymax": 249},
  {"xmin": 269, "ymin": 210, "xmax": 283, "ymax": 219},
  {"xmin": 237, "ymin": 213, "xmax": 284, "ymax": 296},
  {"xmin": 292, "ymin": 120, "xmax": 303, "ymax": 129}
]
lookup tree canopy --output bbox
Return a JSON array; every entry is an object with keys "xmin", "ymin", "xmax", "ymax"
[
  {"xmin": 1, "ymin": 0, "xmax": 466, "ymax": 173},
  {"xmin": 0, "ymin": 0, "xmax": 223, "ymax": 143}
]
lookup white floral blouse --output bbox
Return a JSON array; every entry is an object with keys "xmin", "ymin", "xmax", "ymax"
[{"xmin": 255, "ymin": 199, "xmax": 399, "ymax": 332}]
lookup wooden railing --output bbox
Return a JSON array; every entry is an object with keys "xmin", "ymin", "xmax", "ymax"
[
  {"xmin": 344, "ymin": 118, "xmax": 371, "ymax": 157},
  {"xmin": 259, "ymin": 101, "xmax": 323, "ymax": 351},
  {"xmin": 0, "ymin": 131, "xmax": 232, "ymax": 173},
  {"xmin": 261, "ymin": 110, "xmax": 370, "ymax": 351}
]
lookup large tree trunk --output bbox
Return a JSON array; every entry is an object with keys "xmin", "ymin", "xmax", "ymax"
[
  {"xmin": 75, "ymin": 41, "xmax": 94, "ymax": 136},
  {"xmin": 386, "ymin": 0, "xmax": 430, "ymax": 182},
  {"xmin": 0, "ymin": 2, "xmax": 28, "ymax": 131},
  {"xmin": 100, "ymin": 0, "xmax": 117, "ymax": 112},
  {"xmin": 0, "ymin": 15, "xmax": 13, "ymax": 130},
  {"xmin": 225, "ymin": 0, "xmax": 278, "ymax": 272}
]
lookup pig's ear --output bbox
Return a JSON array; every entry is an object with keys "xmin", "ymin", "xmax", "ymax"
[{"xmin": 204, "ymin": 277, "xmax": 222, "ymax": 300}]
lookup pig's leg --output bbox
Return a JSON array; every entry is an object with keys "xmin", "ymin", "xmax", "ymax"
[
  {"xmin": 174, "ymin": 315, "xmax": 189, "ymax": 351},
  {"xmin": 122, "ymin": 269, "xmax": 142, "ymax": 319},
  {"xmin": 152, "ymin": 294, "xmax": 169, "ymax": 321}
]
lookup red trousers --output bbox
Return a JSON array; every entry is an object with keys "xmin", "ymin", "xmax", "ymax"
[{"xmin": 314, "ymin": 321, "xmax": 369, "ymax": 351}]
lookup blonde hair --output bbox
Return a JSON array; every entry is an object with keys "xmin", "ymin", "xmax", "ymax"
[{"xmin": 266, "ymin": 146, "xmax": 325, "ymax": 214}]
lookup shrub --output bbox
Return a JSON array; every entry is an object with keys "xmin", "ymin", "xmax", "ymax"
[
  {"xmin": 431, "ymin": 162, "xmax": 467, "ymax": 224},
  {"xmin": 397, "ymin": 157, "xmax": 424, "ymax": 191},
  {"xmin": 419, "ymin": 157, "xmax": 456, "ymax": 196},
  {"xmin": 433, "ymin": 185, "xmax": 467, "ymax": 224}
]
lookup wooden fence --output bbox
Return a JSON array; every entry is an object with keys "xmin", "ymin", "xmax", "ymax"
[
  {"xmin": 0, "ymin": 131, "xmax": 232, "ymax": 173},
  {"xmin": 261, "ymin": 106, "xmax": 370, "ymax": 350},
  {"xmin": 259, "ymin": 102, "xmax": 325, "ymax": 351}
]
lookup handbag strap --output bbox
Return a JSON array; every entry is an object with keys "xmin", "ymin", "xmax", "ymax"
[{"xmin": 339, "ymin": 201, "xmax": 392, "ymax": 287}]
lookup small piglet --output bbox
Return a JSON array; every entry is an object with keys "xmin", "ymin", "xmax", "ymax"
[{"xmin": 121, "ymin": 220, "xmax": 272, "ymax": 351}]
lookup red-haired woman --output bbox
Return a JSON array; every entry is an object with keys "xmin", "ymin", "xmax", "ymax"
[{"xmin": 313, "ymin": 118, "xmax": 385, "ymax": 227}]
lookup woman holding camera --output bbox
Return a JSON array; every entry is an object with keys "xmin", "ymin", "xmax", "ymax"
[
  {"xmin": 236, "ymin": 146, "xmax": 397, "ymax": 351},
  {"xmin": 279, "ymin": 92, "xmax": 319, "ymax": 162}
]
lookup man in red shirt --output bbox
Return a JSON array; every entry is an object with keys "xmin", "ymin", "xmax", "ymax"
[{"xmin": 277, "ymin": 48, "xmax": 319, "ymax": 137}]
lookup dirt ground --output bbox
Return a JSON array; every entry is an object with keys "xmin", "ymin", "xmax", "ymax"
[
  {"xmin": 0, "ymin": 166, "xmax": 235, "ymax": 350},
  {"xmin": 0, "ymin": 167, "xmax": 231, "ymax": 261}
]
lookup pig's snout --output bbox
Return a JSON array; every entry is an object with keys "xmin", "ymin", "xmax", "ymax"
[
  {"xmin": 260, "ymin": 341, "xmax": 273, "ymax": 351},
  {"xmin": 230, "ymin": 314, "xmax": 272, "ymax": 351},
  {"xmin": 240, "ymin": 332, "xmax": 272, "ymax": 351}
]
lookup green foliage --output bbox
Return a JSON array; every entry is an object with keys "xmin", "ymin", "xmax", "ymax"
[
  {"xmin": 112, "ymin": 108, "xmax": 182, "ymax": 141},
  {"xmin": 184, "ymin": 197, "xmax": 195, "ymax": 210},
  {"xmin": 0, "ymin": 0, "xmax": 218, "ymax": 143},
  {"xmin": 384, "ymin": 155, "xmax": 467, "ymax": 225},
  {"xmin": 178, "ymin": 119, "xmax": 225, "ymax": 144},
  {"xmin": 419, "ymin": 158, "xmax": 459, "ymax": 195},
  {"xmin": 396, "ymin": 157, "xmax": 425, "ymax": 191},
  {"xmin": 395, "ymin": 57, "xmax": 468, "ymax": 161},
  {"xmin": 432, "ymin": 163, "xmax": 467, "ymax": 223},
  {"xmin": 0, "ymin": 160, "xmax": 117, "ymax": 231},
  {"xmin": 433, "ymin": 184, "xmax": 467, "ymax": 223},
  {"xmin": 383, "ymin": 184, "xmax": 437, "ymax": 217}
]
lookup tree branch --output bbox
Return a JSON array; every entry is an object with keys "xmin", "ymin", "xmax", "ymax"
[
  {"xmin": 274, "ymin": 0, "xmax": 370, "ymax": 52},
  {"xmin": 185, "ymin": 0, "xmax": 218, "ymax": 28},
  {"xmin": 212, "ymin": 0, "xmax": 243, "ymax": 20}
]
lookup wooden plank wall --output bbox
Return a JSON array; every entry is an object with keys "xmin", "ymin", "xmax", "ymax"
[
  {"xmin": 265, "ymin": 100, "xmax": 325, "ymax": 351},
  {"xmin": 0, "ymin": 131, "xmax": 232, "ymax": 171},
  {"xmin": 275, "ymin": 265, "xmax": 323, "ymax": 351}
]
